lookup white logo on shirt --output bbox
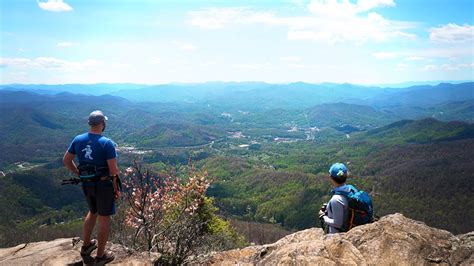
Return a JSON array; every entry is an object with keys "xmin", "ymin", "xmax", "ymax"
[{"xmin": 82, "ymin": 145, "xmax": 93, "ymax": 160}]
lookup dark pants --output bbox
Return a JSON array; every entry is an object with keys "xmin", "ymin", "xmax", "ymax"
[{"xmin": 82, "ymin": 179, "xmax": 115, "ymax": 216}]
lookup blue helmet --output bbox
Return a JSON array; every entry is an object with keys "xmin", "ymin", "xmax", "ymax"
[{"xmin": 329, "ymin": 163, "xmax": 348, "ymax": 178}]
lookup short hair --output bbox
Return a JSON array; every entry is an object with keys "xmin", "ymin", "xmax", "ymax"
[
  {"xmin": 88, "ymin": 110, "xmax": 108, "ymax": 126},
  {"xmin": 331, "ymin": 175, "xmax": 347, "ymax": 184}
]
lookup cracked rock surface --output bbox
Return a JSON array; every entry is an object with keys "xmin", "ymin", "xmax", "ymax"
[
  {"xmin": 0, "ymin": 238, "xmax": 158, "ymax": 265},
  {"xmin": 0, "ymin": 214, "xmax": 472, "ymax": 265},
  {"xmin": 194, "ymin": 214, "xmax": 474, "ymax": 265}
]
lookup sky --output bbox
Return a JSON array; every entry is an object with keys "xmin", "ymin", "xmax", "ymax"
[{"xmin": 0, "ymin": 0, "xmax": 473, "ymax": 85}]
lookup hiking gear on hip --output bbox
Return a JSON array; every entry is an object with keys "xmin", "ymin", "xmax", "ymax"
[
  {"xmin": 61, "ymin": 178, "xmax": 83, "ymax": 185},
  {"xmin": 78, "ymin": 163, "xmax": 109, "ymax": 180}
]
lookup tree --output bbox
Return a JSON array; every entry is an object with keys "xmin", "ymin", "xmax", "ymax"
[{"xmin": 117, "ymin": 161, "xmax": 244, "ymax": 264}]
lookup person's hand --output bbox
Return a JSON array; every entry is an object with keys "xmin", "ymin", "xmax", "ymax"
[
  {"xmin": 114, "ymin": 190, "xmax": 121, "ymax": 200},
  {"xmin": 112, "ymin": 176, "xmax": 121, "ymax": 200},
  {"xmin": 320, "ymin": 203, "xmax": 327, "ymax": 211},
  {"xmin": 318, "ymin": 210, "xmax": 325, "ymax": 219}
]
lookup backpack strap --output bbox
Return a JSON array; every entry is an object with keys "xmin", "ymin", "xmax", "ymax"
[
  {"xmin": 330, "ymin": 185, "xmax": 359, "ymax": 232},
  {"xmin": 332, "ymin": 184, "xmax": 358, "ymax": 196},
  {"xmin": 348, "ymin": 208, "xmax": 355, "ymax": 231}
]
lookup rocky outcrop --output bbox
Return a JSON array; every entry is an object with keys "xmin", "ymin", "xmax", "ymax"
[
  {"xmin": 195, "ymin": 214, "xmax": 474, "ymax": 265},
  {"xmin": 0, "ymin": 214, "xmax": 472, "ymax": 265},
  {"xmin": 0, "ymin": 238, "xmax": 158, "ymax": 265}
]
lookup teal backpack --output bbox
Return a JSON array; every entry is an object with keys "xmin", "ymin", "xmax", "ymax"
[{"xmin": 332, "ymin": 185, "xmax": 374, "ymax": 232}]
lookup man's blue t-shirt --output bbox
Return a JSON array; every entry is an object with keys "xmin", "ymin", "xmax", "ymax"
[{"xmin": 67, "ymin": 132, "xmax": 117, "ymax": 167}]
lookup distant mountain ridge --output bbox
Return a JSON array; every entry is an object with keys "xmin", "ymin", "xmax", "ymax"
[
  {"xmin": 363, "ymin": 117, "xmax": 474, "ymax": 143},
  {"xmin": 305, "ymin": 102, "xmax": 393, "ymax": 127},
  {"xmin": 368, "ymin": 82, "xmax": 474, "ymax": 107},
  {"xmin": 0, "ymin": 83, "xmax": 147, "ymax": 96},
  {"xmin": 2, "ymin": 82, "xmax": 472, "ymax": 111}
]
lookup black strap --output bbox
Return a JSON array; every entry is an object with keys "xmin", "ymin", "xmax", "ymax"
[{"xmin": 78, "ymin": 164, "xmax": 110, "ymax": 179}]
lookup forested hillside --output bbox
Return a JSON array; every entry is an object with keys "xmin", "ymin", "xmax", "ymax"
[{"xmin": 204, "ymin": 120, "xmax": 474, "ymax": 233}]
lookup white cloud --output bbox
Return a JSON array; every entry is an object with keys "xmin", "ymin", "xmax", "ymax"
[
  {"xmin": 307, "ymin": 0, "xmax": 395, "ymax": 17},
  {"xmin": 0, "ymin": 57, "xmax": 101, "ymax": 72},
  {"xmin": 372, "ymin": 52, "xmax": 397, "ymax": 59},
  {"xmin": 405, "ymin": 56, "xmax": 425, "ymax": 61},
  {"xmin": 280, "ymin": 56, "xmax": 302, "ymax": 62},
  {"xmin": 286, "ymin": 11, "xmax": 416, "ymax": 43},
  {"xmin": 288, "ymin": 63, "xmax": 306, "ymax": 69},
  {"xmin": 0, "ymin": 58, "xmax": 31, "ymax": 68},
  {"xmin": 420, "ymin": 65, "xmax": 437, "ymax": 71},
  {"xmin": 57, "ymin": 42, "xmax": 77, "ymax": 47},
  {"xmin": 429, "ymin": 23, "xmax": 474, "ymax": 43},
  {"xmin": 232, "ymin": 63, "xmax": 270, "ymax": 70},
  {"xmin": 188, "ymin": 2, "xmax": 416, "ymax": 44},
  {"xmin": 172, "ymin": 41, "xmax": 197, "ymax": 51},
  {"xmin": 421, "ymin": 63, "xmax": 474, "ymax": 71},
  {"xmin": 233, "ymin": 64, "xmax": 259, "ymax": 70},
  {"xmin": 5, "ymin": 72, "xmax": 29, "ymax": 83},
  {"xmin": 150, "ymin": 58, "xmax": 161, "ymax": 64},
  {"xmin": 289, "ymin": 0, "xmax": 308, "ymax": 7},
  {"xmin": 458, "ymin": 63, "xmax": 474, "ymax": 68},
  {"xmin": 188, "ymin": 7, "xmax": 276, "ymax": 29},
  {"xmin": 357, "ymin": 0, "xmax": 396, "ymax": 11},
  {"xmin": 372, "ymin": 47, "xmax": 470, "ymax": 62},
  {"xmin": 395, "ymin": 63, "xmax": 410, "ymax": 71},
  {"xmin": 111, "ymin": 63, "xmax": 129, "ymax": 69},
  {"xmin": 409, "ymin": 47, "xmax": 472, "ymax": 59},
  {"xmin": 37, "ymin": 0, "xmax": 72, "ymax": 12}
]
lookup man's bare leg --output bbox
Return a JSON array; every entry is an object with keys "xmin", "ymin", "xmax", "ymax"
[
  {"xmin": 83, "ymin": 211, "xmax": 97, "ymax": 246},
  {"xmin": 96, "ymin": 215, "xmax": 111, "ymax": 257}
]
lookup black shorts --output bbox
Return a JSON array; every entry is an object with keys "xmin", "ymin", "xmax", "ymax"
[{"xmin": 82, "ymin": 179, "xmax": 116, "ymax": 216}]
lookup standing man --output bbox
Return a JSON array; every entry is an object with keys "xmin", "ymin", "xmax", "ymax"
[{"xmin": 63, "ymin": 110, "xmax": 120, "ymax": 265}]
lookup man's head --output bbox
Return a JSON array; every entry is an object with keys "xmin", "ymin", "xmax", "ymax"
[
  {"xmin": 329, "ymin": 163, "xmax": 348, "ymax": 185},
  {"xmin": 88, "ymin": 110, "xmax": 108, "ymax": 132}
]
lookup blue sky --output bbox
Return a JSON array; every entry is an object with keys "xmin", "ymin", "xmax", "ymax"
[{"xmin": 1, "ymin": 0, "xmax": 473, "ymax": 84}]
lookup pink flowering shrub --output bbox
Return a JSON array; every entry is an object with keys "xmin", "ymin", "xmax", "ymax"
[{"xmin": 117, "ymin": 162, "xmax": 244, "ymax": 264}]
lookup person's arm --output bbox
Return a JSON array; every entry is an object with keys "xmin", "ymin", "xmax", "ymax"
[
  {"xmin": 107, "ymin": 157, "xmax": 121, "ymax": 199},
  {"xmin": 105, "ymin": 140, "xmax": 120, "ymax": 199},
  {"xmin": 106, "ymin": 158, "xmax": 119, "ymax": 176},
  {"xmin": 323, "ymin": 195, "xmax": 345, "ymax": 229},
  {"xmin": 63, "ymin": 151, "xmax": 79, "ymax": 176}
]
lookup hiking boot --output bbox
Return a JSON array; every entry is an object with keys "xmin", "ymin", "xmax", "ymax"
[
  {"xmin": 95, "ymin": 251, "xmax": 115, "ymax": 265},
  {"xmin": 80, "ymin": 239, "xmax": 97, "ymax": 256}
]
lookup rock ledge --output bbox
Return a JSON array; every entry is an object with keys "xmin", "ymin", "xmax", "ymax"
[{"xmin": 0, "ymin": 214, "xmax": 472, "ymax": 265}]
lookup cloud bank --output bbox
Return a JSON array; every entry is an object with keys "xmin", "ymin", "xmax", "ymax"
[{"xmin": 37, "ymin": 0, "xmax": 72, "ymax": 12}]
